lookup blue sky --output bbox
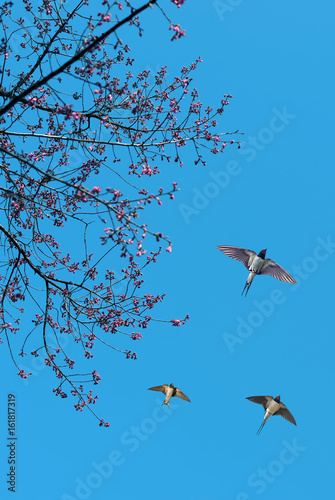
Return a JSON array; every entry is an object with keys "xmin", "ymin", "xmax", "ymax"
[{"xmin": 1, "ymin": 1, "xmax": 334, "ymax": 499}]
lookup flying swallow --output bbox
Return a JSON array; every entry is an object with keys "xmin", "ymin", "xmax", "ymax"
[
  {"xmin": 217, "ymin": 245, "xmax": 296, "ymax": 296},
  {"xmin": 246, "ymin": 395, "xmax": 297, "ymax": 435},
  {"xmin": 148, "ymin": 383, "xmax": 191, "ymax": 407}
]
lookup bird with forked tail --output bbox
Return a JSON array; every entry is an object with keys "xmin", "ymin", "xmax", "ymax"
[
  {"xmin": 217, "ymin": 245, "xmax": 296, "ymax": 296},
  {"xmin": 246, "ymin": 395, "xmax": 297, "ymax": 435}
]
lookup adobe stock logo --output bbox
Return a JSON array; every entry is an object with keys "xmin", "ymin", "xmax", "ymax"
[
  {"xmin": 237, "ymin": 107, "xmax": 296, "ymax": 163},
  {"xmin": 234, "ymin": 439, "xmax": 306, "ymax": 499},
  {"xmin": 222, "ymin": 235, "xmax": 335, "ymax": 354},
  {"xmin": 212, "ymin": 0, "xmax": 245, "ymax": 21},
  {"xmin": 61, "ymin": 399, "xmax": 180, "ymax": 500},
  {"xmin": 178, "ymin": 107, "xmax": 296, "ymax": 224},
  {"xmin": 178, "ymin": 161, "xmax": 241, "ymax": 224}
]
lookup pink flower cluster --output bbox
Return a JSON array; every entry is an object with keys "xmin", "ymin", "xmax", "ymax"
[
  {"xmin": 18, "ymin": 369, "xmax": 32, "ymax": 379},
  {"xmin": 171, "ymin": 0, "xmax": 187, "ymax": 7},
  {"xmin": 171, "ymin": 315, "xmax": 190, "ymax": 327}
]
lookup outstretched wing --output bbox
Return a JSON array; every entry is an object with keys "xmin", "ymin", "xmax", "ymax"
[
  {"xmin": 259, "ymin": 259, "xmax": 296, "ymax": 284},
  {"xmin": 275, "ymin": 404, "xmax": 297, "ymax": 425},
  {"xmin": 175, "ymin": 388, "xmax": 191, "ymax": 403},
  {"xmin": 217, "ymin": 245, "xmax": 256, "ymax": 269},
  {"xmin": 148, "ymin": 385, "xmax": 169, "ymax": 395},
  {"xmin": 246, "ymin": 396, "xmax": 273, "ymax": 410}
]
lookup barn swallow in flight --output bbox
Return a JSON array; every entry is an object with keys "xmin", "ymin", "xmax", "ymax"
[
  {"xmin": 148, "ymin": 383, "xmax": 191, "ymax": 407},
  {"xmin": 246, "ymin": 395, "xmax": 297, "ymax": 435},
  {"xmin": 217, "ymin": 245, "xmax": 296, "ymax": 296}
]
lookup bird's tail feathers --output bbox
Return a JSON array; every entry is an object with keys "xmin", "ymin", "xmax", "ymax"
[
  {"xmin": 256, "ymin": 420, "xmax": 266, "ymax": 435},
  {"xmin": 241, "ymin": 281, "xmax": 251, "ymax": 297}
]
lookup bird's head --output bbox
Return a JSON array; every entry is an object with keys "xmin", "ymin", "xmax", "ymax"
[
  {"xmin": 258, "ymin": 249, "xmax": 267, "ymax": 258},
  {"xmin": 274, "ymin": 395, "xmax": 281, "ymax": 402},
  {"xmin": 170, "ymin": 383, "xmax": 174, "ymax": 388}
]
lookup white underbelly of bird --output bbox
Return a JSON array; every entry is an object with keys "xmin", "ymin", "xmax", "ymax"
[{"xmin": 249, "ymin": 256, "xmax": 264, "ymax": 274}]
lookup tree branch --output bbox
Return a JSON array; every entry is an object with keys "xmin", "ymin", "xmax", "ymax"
[{"xmin": 0, "ymin": 0, "xmax": 158, "ymax": 118}]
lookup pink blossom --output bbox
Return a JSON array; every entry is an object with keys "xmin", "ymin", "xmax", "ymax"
[{"xmin": 171, "ymin": 0, "xmax": 187, "ymax": 7}]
